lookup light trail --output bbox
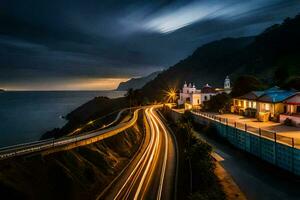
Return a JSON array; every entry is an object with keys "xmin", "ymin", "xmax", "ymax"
[
  {"xmin": 113, "ymin": 108, "xmax": 156, "ymax": 200},
  {"xmin": 111, "ymin": 106, "xmax": 173, "ymax": 200},
  {"xmin": 152, "ymin": 109, "xmax": 169, "ymax": 200},
  {"xmin": 0, "ymin": 108, "xmax": 140, "ymax": 160},
  {"xmin": 134, "ymin": 107, "xmax": 161, "ymax": 200}
]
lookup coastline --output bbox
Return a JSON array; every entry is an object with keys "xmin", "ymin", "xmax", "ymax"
[
  {"xmin": 0, "ymin": 90, "xmax": 127, "ymax": 147},
  {"xmin": 41, "ymin": 92, "xmax": 129, "ymax": 140}
]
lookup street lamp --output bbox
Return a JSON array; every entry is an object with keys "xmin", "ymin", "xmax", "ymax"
[{"xmin": 166, "ymin": 88, "xmax": 177, "ymax": 103}]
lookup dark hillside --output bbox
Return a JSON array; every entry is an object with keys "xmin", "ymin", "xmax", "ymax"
[
  {"xmin": 140, "ymin": 14, "xmax": 300, "ymax": 101},
  {"xmin": 42, "ymin": 96, "xmax": 129, "ymax": 139},
  {"xmin": 0, "ymin": 121, "xmax": 144, "ymax": 200},
  {"xmin": 116, "ymin": 71, "xmax": 161, "ymax": 91}
]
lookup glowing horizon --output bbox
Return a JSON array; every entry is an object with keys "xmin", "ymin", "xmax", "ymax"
[{"xmin": 1, "ymin": 77, "xmax": 130, "ymax": 91}]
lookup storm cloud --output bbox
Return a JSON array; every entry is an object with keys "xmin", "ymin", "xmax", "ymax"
[{"xmin": 1, "ymin": 0, "xmax": 300, "ymax": 90}]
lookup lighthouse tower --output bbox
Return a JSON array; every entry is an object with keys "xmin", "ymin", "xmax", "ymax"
[{"xmin": 224, "ymin": 76, "xmax": 231, "ymax": 94}]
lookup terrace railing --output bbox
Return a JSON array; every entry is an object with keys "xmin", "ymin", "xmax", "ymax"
[{"xmin": 191, "ymin": 110, "xmax": 299, "ymax": 149}]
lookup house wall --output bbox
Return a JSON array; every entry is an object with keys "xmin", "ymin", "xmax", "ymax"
[
  {"xmin": 182, "ymin": 85, "xmax": 196, "ymax": 94},
  {"xmin": 233, "ymin": 99, "xmax": 257, "ymax": 110},
  {"xmin": 191, "ymin": 94, "xmax": 201, "ymax": 105},
  {"xmin": 287, "ymin": 104, "xmax": 300, "ymax": 113},
  {"xmin": 274, "ymin": 103, "xmax": 284, "ymax": 115},
  {"xmin": 178, "ymin": 92, "xmax": 202, "ymax": 106},
  {"xmin": 257, "ymin": 102, "xmax": 284, "ymax": 116},
  {"xmin": 178, "ymin": 93, "xmax": 191, "ymax": 105},
  {"xmin": 201, "ymin": 93, "xmax": 217, "ymax": 103},
  {"xmin": 285, "ymin": 94, "xmax": 300, "ymax": 104}
]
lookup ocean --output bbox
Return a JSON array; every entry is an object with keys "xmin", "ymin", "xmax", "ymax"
[{"xmin": 0, "ymin": 91, "xmax": 126, "ymax": 148}]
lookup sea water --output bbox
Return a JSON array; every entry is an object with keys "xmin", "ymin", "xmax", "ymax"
[{"xmin": 0, "ymin": 91, "xmax": 125, "ymax": 147}]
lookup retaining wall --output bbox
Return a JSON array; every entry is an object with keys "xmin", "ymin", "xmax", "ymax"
[{"xmin": 169, "ymin": 109, "xmax": 300, "ymax": 176}]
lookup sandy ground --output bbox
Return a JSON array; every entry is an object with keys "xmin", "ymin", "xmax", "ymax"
[
  {"xmin": 192, "ymin": 129, "xmax": 247, "ymax": 200},
  {"xmin": 214, "ymin": 162, "xmax": 247, "ymax": 200}
]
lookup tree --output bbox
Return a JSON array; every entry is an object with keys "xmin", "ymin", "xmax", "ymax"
[
  {"xmin": 283, "ymin": 76, "xmax": 300, "ymax": 90},
  {"xmin": 177, "ymin": 111, "xmax": 194, "ymax": 193},
  {"xmin": 231, "ymin": 75, "xmax": 265, "ymax": 97},
  {"xmin": 125, "ymin": 88, "xmax": 143, "ymax": 107},
  {"xmin": 273, "ymin": 66, "xmax": 290, "ymax": 86},
  {"xmin": 203, "ymin": 93, "xmax": 231, "ymax": 112},
  {"xmin": 125, "ymin": 88, "xmax": 134, "ymax": 108}
]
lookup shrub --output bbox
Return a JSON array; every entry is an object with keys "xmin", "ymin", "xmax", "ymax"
[{"xmin": 284, "ymin": 118, "xmax": 293, "ymax": 126}]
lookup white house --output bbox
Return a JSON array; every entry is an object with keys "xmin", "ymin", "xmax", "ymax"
[
  {"xmin": 178, "ymin": 76, "xmax": 230, "ymax": 108},
  {"xmin": 201, "ymin": 83, "xmax": 218, "ymax": 102},
  {"xmin": 178, "ymin": 82, "xmax": 201, "ymax": 107}
]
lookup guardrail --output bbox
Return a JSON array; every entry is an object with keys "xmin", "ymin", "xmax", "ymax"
[{"xmin": 0, "ymin": 108, "xmax": 140, "ymax": 160}]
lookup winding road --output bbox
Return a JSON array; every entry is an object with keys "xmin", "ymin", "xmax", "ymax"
[
  {"xmin": 0, "ymin": 105, "xmax": 179, "ymax": 200},
  {"xmin": 99, "ymin": 106, "xmax": 178, "ymax": 200},
  {"xmin": 0, "ymin": 108, "xmax": 139, "ymax": 160}
]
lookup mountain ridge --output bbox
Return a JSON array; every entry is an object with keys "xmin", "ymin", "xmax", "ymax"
[
  {"xmin": 116, "ymin": 71, "xmax": 161, "ymax": 91},
  {"xmin": 140, "ymin": 14, "xmax": 300, "ymax": 101}
]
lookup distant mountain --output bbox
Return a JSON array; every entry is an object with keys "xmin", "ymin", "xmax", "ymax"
[
  {"xmin": 140, "ymin": 14, "xmax": 300, "ymax": 101},
  {"xmin": 116, "ymin": 71, "xmax": 161, "ymax": 91}
]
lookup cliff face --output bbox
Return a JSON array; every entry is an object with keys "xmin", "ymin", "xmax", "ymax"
[
  {"xmin": 0, "ymin": 116, "xmax": 144, "ymax": 200},
  {"xmin": 42, "ymin": 96, "xmax": 129, "ymax": 139},
  {"xmin": 116, "ymin": 71, "xmax": 161, "ymax": 91}
]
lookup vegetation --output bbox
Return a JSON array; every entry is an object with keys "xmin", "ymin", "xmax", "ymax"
[
  {"xmin": 42, "ymin": 96, "xmax": 129, "ymax": 139},
  {"xmin": 202, "ymin": 93, "xmax": 231, "ymax": 113},
  {"xmin": 0, "ymin": 116, "xmax": 145, "ymax": 200},
  {"xmin": 284, "ymin": 118, "xmax": 293, "ymax": 126},
  {"xmin": 230, "ymin": 75, "xmax": 265, "ymax": 97},
  {"xmin": 283, "ymin": 76, "xmax": 300, "ymax": 91},
  {"xmin": 162, "ymin": 109, "xmax": 225, "ymax": 200},
  {"xmin": 139, "ymin": 14, "xmax": 300, "ymax": 101}
]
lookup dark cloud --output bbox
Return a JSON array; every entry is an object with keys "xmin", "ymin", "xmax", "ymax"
[{"xmin": 0, "ymin": 0, "xmax": 300, "ymax": 89}]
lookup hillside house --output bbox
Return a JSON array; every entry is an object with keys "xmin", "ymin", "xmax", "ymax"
[
  {"xmin": 280, "ymin": 93, "xmax": 300, "ymax": 127},
  {"xmin": 178, "ymin": 76, "xmax": 230, "ymax": 109},
  {"xmin": 178, "ymin": 82, "xmax": 201, "ymax": 109},
  {"xmin": 233, "ymin": 86, "xmax": 298, "ymax": 123}
]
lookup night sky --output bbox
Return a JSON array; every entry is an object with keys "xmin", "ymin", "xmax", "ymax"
[{"xmin": 1, "ymin": 0, "xmax": 300, "ymax": 90}]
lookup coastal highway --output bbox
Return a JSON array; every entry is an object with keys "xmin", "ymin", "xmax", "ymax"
[
  {"xmin": 98, "ymin": 106, "xmax": 178, "ymax": 200},
  {"xmin": 0, "ymin": 108, "xmax": 140, "ymax": 160}
]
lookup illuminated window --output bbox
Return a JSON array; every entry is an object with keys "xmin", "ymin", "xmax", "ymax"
[
  {"xmin": 252, "ymin": 102, "xmax": 256, "ymax": 109},
  {"xmin": 234, "ymin": 100, "xmax": 238, "ymax": 105},
  {"xmin": 265, "ymin": 104, "xmax": 270, "ymax": 111}
]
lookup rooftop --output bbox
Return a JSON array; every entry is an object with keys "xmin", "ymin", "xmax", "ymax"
[
  {"xmin": 237, "ymin": 86, "xmax": 298, "ymax": 103},
  {"xmin": 202, "ymin": 84, "xmax": 217, "ymax": 94}
]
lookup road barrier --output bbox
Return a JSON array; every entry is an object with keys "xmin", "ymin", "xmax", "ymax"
[
  {"xmin": 190, "ymin": 110, "xmax": 300, "ymax": 176},
  {"xmin": 0, "ymin": 109, "xmax": 140, "ymax": 160}
]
